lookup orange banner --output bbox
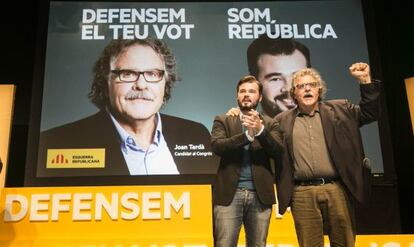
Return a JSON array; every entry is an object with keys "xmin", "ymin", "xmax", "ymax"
[
  {"xmin": 1, "ymin": 185, "xmax": 413, "ymax": 246},
  {"xmin": 0, "ymin": 185, "xmax": 213, "ymax": 246}
]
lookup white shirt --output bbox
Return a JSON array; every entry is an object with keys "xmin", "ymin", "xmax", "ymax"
[{"xmin": 109, "ymin": 112, "xmax": 179, "ymax": 175}]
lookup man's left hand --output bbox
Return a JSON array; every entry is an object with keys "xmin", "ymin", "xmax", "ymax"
[{"xmin": 349, "ymin": 62, "xmax": 371, "ymax": 84}]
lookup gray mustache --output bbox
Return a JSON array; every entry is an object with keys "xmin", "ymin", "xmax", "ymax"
[{"xmin": 125, "ymin": 91, "xmax": 154, "ymax": 101}]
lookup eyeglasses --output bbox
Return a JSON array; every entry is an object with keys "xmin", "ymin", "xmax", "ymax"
[
  {"xmin": 294, "ymin": 82, "xmax": 319, "ymax": 90},
  {"xmin": 111, "ymin": 69, "xmax": 165, "ymax": 83}
]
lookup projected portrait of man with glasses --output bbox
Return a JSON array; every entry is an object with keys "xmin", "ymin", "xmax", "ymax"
[{"xmin": 37, "ymin": 38, "xmax": 217, "ymax": 177}]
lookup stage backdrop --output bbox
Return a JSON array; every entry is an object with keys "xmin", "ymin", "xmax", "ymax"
[{"xmin": 25, "ymin": 0, "xmax": 385, "ymax": 185}]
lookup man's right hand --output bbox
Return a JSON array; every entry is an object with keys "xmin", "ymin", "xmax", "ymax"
[
  {"xmin": 226, "ymin": 107, "xmax": 240, "ymax": 117},
  {"xmin": 242, "ymin": 109, "xmax": 263, "ymax": 137}
]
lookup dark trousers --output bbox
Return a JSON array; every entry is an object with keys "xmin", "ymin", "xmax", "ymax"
[{"xmin": 291, "ymin": 181, "xmax": 356, "ymax": 247}]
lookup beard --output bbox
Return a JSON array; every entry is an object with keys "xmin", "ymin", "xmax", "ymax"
[{"xmin": 238, "ymin": 99, "xmax": 259, "ymax": 112}]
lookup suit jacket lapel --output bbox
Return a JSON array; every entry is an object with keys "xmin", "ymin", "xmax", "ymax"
[
  {"xmin": 162, "ymin": 114, "xmax": 175, "ymax": 156},
  {"xmin": 98, "ymin": 111, "xmax": 130, "ymax": 175},
  {"xmin": 284, "ymin": 111, "xmax": 296, "ymax": 162},
  {"xmin": 319, "ymin": 103, "xmax": 336, "ymax": 152},
  {"xmin": 222, "ymin": 115, "xmax": 242, "ymax": 139},
  {"xmin": 233, "ymin": 115, "xmax": 243, "ymax": 135}
]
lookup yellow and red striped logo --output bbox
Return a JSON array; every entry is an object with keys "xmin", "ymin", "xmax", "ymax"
[{"xmin": 46, "ymin": 148, "xmax": 105, "ymax": 168}]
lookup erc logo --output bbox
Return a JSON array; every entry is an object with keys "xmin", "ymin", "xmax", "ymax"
[
  {"xmin": 51, "ymin": 154, "xmax": 68, "ymax": 164},
  {"xmin": 46, "ymin": 148, "xmax": 105, "ymax": 168}
]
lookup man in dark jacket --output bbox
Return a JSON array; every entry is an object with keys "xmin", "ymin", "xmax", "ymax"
[
  {"xmin": 211, "ymin": 75, "xmax": 282, "ymax": 247},
  {"xmin": 274, "ymin": 63, "xmax": 379, "ymax": 246}
]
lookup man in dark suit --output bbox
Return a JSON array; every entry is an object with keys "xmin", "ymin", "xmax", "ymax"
[
  {"xmin": 37, "ymin": 37, "xmax": 217, "ymax": 177},
  {"xmin": 211, "ymin": 75, "xmax": 282, "ymax": 247},
  {"xmin": 274, "ymin": 63, "xmax": 379, "ymax": 246}
]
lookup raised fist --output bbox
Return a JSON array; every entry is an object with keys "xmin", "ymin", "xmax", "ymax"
[{"xmin": 349, "ymin": 62, "xmax": 371, "ymax": 84}]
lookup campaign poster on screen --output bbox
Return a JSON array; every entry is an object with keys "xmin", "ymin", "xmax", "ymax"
[{"xmin": 28, "ymin": 0, "xmax": 384, "ymax": 185}]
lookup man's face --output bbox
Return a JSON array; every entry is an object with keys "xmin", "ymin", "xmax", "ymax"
[
  {"xmin": 237, "ymin": 82, "xmax": 262, "ymax": 112},
  {"xmin": 256, "ymin": 50, "xmax": 307, "ymax": 117},
  {"xmin": 108, "ymin": 44, "xmax": 166, "ymax": 122},
  {"xmin": 292, "ymin": 74, "xmax": 320, "ymax": 110}
]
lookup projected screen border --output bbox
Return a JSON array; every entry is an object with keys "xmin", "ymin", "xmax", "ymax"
[{"xmin": 25, "ymin": 0, "xmax": 392, "ymax": 187}]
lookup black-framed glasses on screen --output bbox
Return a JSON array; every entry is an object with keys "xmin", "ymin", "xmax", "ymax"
[{"xmin": 111, "ymin": 69, "xmax": 165, "ymax": 83}]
